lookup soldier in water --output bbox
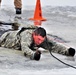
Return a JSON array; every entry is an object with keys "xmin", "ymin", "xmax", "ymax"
[{"xmin": 0, "ymin": 25, "xmax": 75, "ymax": 61}]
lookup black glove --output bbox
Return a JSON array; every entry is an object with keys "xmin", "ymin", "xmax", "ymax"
[
  {"xmin": 68, "ymin": 47, "xmax": 75, "ymax": 56},
  {"xmin": 34, "ymin": 50, "xmax": 41, "ymax": 61}
]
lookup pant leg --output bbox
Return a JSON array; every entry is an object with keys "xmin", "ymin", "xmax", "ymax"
[
  {"xmin": 0, "ymin": 0, "xmax": 1, "ymax": 3},
  {"xmin": 14, "ymin": 0, "xmax": 22, "ymax": 9},
  {"xmin": 0, "ymin": 0, "xmax": 1, "ymax": 6}
]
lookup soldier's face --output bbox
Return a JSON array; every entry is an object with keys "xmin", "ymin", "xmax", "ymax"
[{"xmin": 33, "ymin": 34, "xmax": 46, "ymax": 45}]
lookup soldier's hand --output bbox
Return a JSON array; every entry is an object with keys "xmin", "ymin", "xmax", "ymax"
[{"xmin": 34, "ymin": 50, "xmax": 41, "ymax": 61}]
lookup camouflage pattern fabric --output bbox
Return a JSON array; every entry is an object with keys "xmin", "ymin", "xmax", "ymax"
[
  {"xmin": 0, "ymin": 25, "xmax": 37, "ymax": 58},
  {"xmin": 0, "ymin": 31, "xmax": 21, "ymax": 50},
  {"xmin": 0, "ymin": 0, "xmax": 22, "ymax": 8},
  {"xmin": 14, "ymin": 0, "xmax": 22, "ymax": 8},
  {"xmin": 0, "ymin": 25, "xmax": 70, "ymax": 59}
]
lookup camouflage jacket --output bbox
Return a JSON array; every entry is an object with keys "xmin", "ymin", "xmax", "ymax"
[{"xmin": 0, "ymin": 25, "xmax": 70, "ymax": 59}]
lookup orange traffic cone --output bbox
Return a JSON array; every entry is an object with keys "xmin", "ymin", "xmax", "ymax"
[{"xmin": 29, "ymin": 0, "xmax": 46, "ymax": 21}]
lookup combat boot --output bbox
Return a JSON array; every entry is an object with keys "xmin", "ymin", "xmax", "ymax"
[{"xmin": 16, "ymin": 8, "xmax": 21, "ymax": 14}]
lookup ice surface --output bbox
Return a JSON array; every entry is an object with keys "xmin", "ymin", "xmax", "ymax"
[{"xmin": 0, "ymin": 5, "xmax": 76, "ymax": 75}]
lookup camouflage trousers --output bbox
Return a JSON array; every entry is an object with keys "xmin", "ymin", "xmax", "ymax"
[{"xmin": 0, "ymin": 0, "xmax": 22, "ymax": 8}]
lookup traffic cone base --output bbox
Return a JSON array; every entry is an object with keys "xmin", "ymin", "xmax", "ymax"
[{"xmin": 29, "ymin": 18, "xmax": 46, "ymax": 21}]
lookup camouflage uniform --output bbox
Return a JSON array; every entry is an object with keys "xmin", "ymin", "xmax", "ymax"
[
  {"xmin": 0, "ymin": 0, "xmax": 22, "ymax": 9},
  {"xmin": 0, "ymin": 25, "xmax": 71, "ymax": 59},
  {"xmin": 0, "ymin": 25, "xmax": 37, "ymax": 57},
  {"xmin": 14, "ymin": 0, "xmax": 22, "ymax": 9}
]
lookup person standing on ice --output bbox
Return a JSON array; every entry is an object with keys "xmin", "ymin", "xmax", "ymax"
[
  {"xmin": 0, "ymin": 0, "xmax": 22, "ymax": 14},
  {"xmin": 0, "ymin": 25, "xmax": 75, "ymax": 61}
]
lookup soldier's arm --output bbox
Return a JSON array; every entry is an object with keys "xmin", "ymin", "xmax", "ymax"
[
  {"xmin": 20, "ymin": 30, "xmax": 34, "ymax": 58},
  {"xmin": 47, "ymin": 37, "xmax": 75, "ymax": 56}
]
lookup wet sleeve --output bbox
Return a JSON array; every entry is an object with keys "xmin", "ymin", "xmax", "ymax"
[
  {"xmin": 48, "ymin": 39, "xmax": 69, "ymax": 55},
  {"xmin": 20, "ymin": 31, "xmax": 34, "ymax": 57}
]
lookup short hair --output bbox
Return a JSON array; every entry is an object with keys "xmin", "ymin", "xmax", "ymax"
[{"xmin": 34, "ymin": 27, "xmax": 46, "ymax": 37}]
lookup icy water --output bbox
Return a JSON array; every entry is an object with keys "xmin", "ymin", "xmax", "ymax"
[{"xmin": 0, "ymin": 6, "xmax": 76, "ymax": 74}]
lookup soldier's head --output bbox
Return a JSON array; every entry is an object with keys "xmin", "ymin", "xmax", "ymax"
[{"xmin": 33, "ymin": 27, "xmax": 46, "ymax": 45}]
